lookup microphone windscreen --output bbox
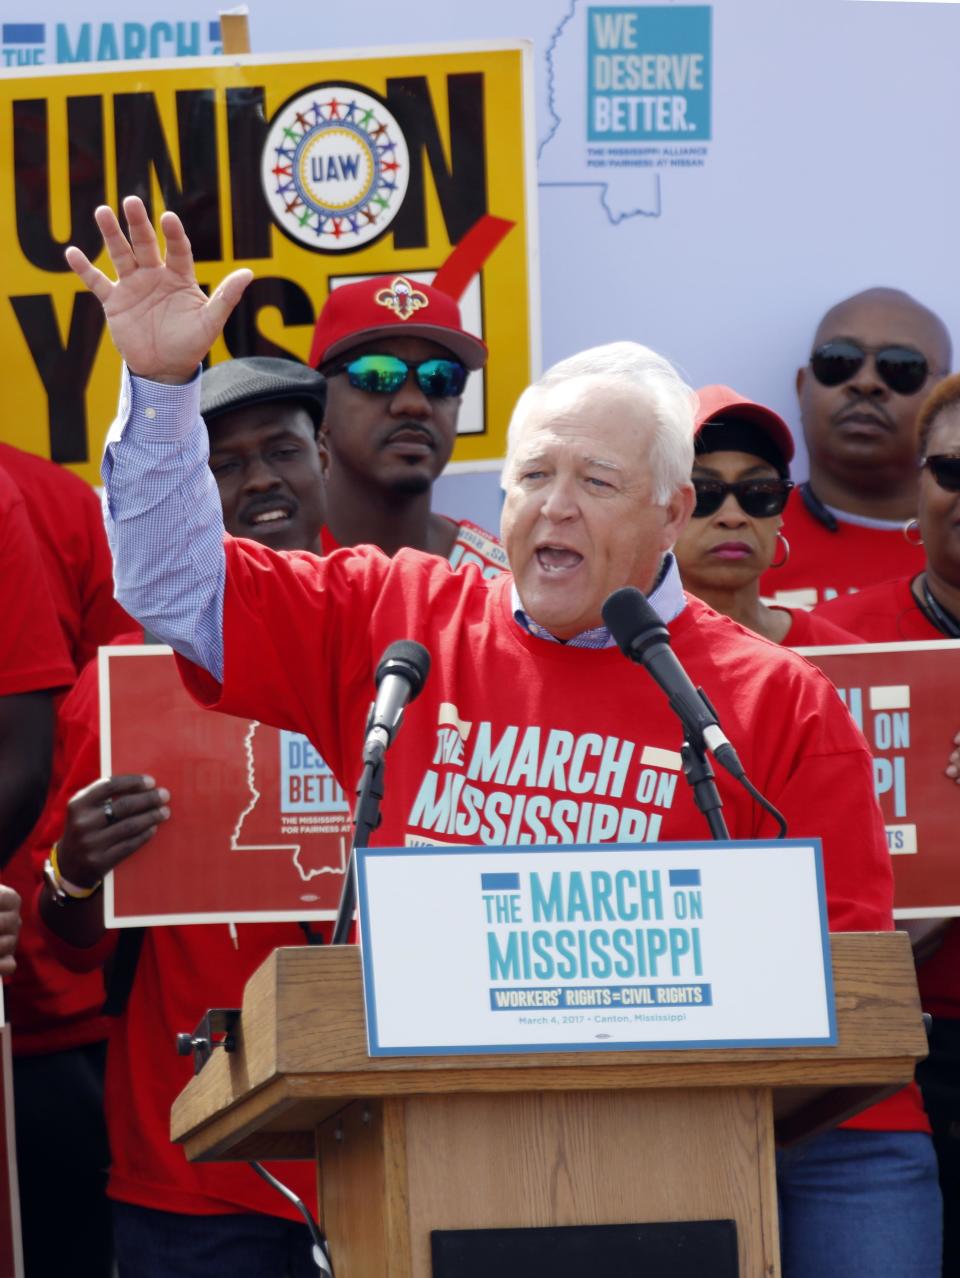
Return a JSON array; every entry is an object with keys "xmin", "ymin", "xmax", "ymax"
[
  {"xmin": 601, "ymin": 588, "xmax": 669, "ymax": 659},
  {"xmin": 375, "ymin": 640, "xmax": 431, "ymax": 699},
  {"xmin": 602, "ymin": 587, "xmax": 655, "ymax": 652}
]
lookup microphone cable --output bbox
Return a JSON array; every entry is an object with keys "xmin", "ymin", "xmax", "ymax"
[{"xmin": 248, "ymin": 1159, "xmax": 334, "ymax": 1275}]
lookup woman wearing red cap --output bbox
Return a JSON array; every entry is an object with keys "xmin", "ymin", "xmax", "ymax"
[
  {"xmin": 675, "ymin": 385, "xmax": 941, "ymax": 1278},
  {"xmin": 674, "ymin": 385, "xmax": 858, "ymax": 646}
]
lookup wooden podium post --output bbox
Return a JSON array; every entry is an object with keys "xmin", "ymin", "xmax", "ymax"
[{"xmin": 172, "ymin": 933, "xmax": 926, "ymax": 1278}]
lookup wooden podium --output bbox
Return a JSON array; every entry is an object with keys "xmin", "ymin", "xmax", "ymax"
[{"xmin": 172, "ymin": 933, "xmax": 926, "ymax": 1278}]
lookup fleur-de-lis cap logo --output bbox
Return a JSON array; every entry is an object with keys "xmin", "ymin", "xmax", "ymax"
[{"xmin": 374, "ymin": 277, "xmax": 429, "ymax": 320}]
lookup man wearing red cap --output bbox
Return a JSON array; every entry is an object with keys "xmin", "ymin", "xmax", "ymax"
[{"xmin": 308, "ymin": 274, "xmax": 505, "ymax": 577}]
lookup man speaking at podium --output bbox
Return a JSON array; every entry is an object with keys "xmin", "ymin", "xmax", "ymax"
[{"xmin": 69, "ymin": 198, "xmax": 940, "ymax": 1278}]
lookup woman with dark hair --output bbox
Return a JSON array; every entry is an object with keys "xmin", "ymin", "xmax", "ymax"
[
  {"xmin": 816, "ymin": 371, "xmax": 960, "ymax": 1273},
  {"xmin": 676, "ymin": 385, "xmax": 942, "ymax": 1278},
  {"xmin": 675, "ymin": 385, "xmax": 858, "ymax": 646}
]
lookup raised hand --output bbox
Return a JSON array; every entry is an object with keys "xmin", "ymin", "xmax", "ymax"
[
  {"xmin": 56, "ymin": 773, "xmax": 171, "ymax": 888},
  {"xmin": 65, "ymin": 196, "xmax": 252, "ymax": 384},
  {"xmin": 0, "ymin": 885, "xmax": 21, "ymax": 977}
]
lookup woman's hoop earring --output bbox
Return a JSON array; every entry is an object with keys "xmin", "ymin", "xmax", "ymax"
[
  {"xmin": 903, "ymin": 519, "xmax": 924, "ymax": 546},
  {"xmin": 771, "ymin": 532, "xmax": 790, "ymax": 569}
]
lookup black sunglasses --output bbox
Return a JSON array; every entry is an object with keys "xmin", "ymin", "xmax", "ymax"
[
  {"xmin": 330, "ymin": 352, "xmax": 467, "ymax": 398},
  {"xmin": 921, "ymin": 454, "xmax": 960, "ymax": 492},
  {"xmin": 810, "ymin": 339, "xmax": 934, "ymax": 397},
  {"xmin": 692, "ymin": 477, "xmax": 795, "ymax": 519}
]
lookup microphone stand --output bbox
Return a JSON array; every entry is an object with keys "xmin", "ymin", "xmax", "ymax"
[
  {"xmin": 602, "ymin": 587, "xmax": 786, "ymax": 843},
  {"xmin": 330, "ymin": 638, "xmax": 431, "ymax": 946},
  {"xmin": 680, "ymin": 731, "xmax": 730, "ymax": 842},
  {"xmin": 331, "ymin": 751, "xmax": 385, "ymax": 946}
]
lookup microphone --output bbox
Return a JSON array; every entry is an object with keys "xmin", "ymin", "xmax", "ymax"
[
  {"xmin": 332, "ymin": 639, "xmax": 432, "ymax": 946},
  {"xmin": 362, "ymin": 641, "xmax": 431, "ymax": 766},
  {"xmin": 601, "ymin": 587, "xmax": 746, "ymax": 781}
]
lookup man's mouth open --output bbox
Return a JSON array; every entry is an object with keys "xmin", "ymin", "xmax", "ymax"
[{"xmin": 535, "ymin": 546, "xmax": 584, "ymax": 573}]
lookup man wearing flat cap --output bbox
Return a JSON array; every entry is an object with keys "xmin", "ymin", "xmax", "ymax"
[
  {"xmin": 198, "ymin": 355, "xmax": 328, "ymax": 554},
  {"xmin": 33, "ymin": 353, "xmax": 331, "ymax": 1277}
]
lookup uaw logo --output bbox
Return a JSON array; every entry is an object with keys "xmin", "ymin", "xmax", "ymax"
[
  {"xmin": 260, "ymin": 83, "xmax": 409, "ymax": 252},
  {"xmin": 375, "ymin": 277, "xmax": 429, "ymax": 320}
]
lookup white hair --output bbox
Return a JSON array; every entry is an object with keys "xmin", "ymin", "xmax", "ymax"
[{"xmin": 504, "ymin": 341, "xmax": 696, "ymax": 503}]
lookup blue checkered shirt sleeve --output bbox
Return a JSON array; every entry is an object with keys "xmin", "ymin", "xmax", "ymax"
[{"xmin": 101, "ymin": 366, "xmax": 225, "ymax": 682}]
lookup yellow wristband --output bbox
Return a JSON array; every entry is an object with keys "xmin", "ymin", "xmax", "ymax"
[{"xmin": 49, "ymin": 844, "xmax": 102, "ymax": 900}]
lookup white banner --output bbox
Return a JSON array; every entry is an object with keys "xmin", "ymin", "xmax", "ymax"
[{"xmin": 356, "ymin": 839, "xmax": 836, "ymax": 1056}]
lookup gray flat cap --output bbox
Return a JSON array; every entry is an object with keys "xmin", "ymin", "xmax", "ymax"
[{"xmin": 200, "ymin": 357, "xmax": 327, "ymax": 428}]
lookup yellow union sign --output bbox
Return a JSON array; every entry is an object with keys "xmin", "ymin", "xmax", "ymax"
[{"xmin": 0, "ymin": 44, "xmax": 537, "ymax": 485}]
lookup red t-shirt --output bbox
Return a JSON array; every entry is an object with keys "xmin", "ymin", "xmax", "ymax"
[
  {"xmin": 178, "ymin": 542, "xmax": 922, "ymax": 1131},
  {"xmin": 813, "ymin": 575, "xmax": 940, "ymax": 644},
  {"xmin": 0, "ymin": 465, "xmax": 74, "ymax": 696},
  {"xmin": 0, "ymin": 467, "xmax": 75, "ymax": 1044},
  {"xmin": 33, "ymin": 641, "xmax": 319, "ymax": 1220},
  {"xmin": 320, "ymin": 517, "xmax": 508, "ymax": 579},
  {"xmin": 7, "ymin": 635, "xmax": 116, "ymax": 1056},
  {"xmin": 760, "ymin": 492, "xmax": 925, "ymax": 608},
  {"xmin": 777, "ymin": 606, "xmax": 862, "ymax": 647},
  {"xmin": 814, "ymin": 576, "xmax": 960, "ymax": 1021},
  {"xmin": 42, "ymin": 920, "xmax": 321, "ymax": 1220},
  {"xmin": 2, "ymin": 448, "xmax": 127, "ymax": 1054},
  {"xmin": 0, "ymin": 444, "xmax": 131, "ymax": 670}
]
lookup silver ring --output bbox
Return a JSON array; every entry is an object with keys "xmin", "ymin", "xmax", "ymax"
[{"xmin": 103, "ymin": 797, "xmax": 116, "ymax": 825}]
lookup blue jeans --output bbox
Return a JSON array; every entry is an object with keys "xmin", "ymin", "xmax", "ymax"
[
  {"xmin": 776, "ymin": 1128, "xmax": 942, "ymax": 1278},
  {"xmin": 113, "ymin": 1201, "xmax": 320, "ymax": 1278}
]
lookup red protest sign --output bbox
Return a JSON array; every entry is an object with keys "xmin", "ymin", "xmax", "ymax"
[
  {"xmin": 794, "ymin": 639, "xmax": 960, "ymax": 918},
  {"xmin": 101, "ymin": 648, "xmax": 351, "ymax": 926},
  {"xmin": 0, "ymin": 1021, "xmax": 23, "ymax": 1278}
]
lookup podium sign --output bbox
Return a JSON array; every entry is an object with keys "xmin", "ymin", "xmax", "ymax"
[{"xmin": 356, "ymin": 840, "xmax": 836, "ymax": 1056}]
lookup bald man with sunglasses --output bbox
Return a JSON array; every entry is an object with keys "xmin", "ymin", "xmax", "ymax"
[
  {"xmin": 307, "ymin": 275, "xmax": 505, "ymax": 577},
  {"xmin": 761, "ymin": 287, "xmax": 952, "ymax": 608}
]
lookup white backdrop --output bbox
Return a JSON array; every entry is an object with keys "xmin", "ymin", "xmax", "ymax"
[{"xmin": 3, "ymin": 0, "xmax": 958, "ymax": 527}]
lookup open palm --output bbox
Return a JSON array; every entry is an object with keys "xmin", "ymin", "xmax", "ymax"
[{"xmin": 65, "ymin": 195, "xmax": 252, "ymax": 384}]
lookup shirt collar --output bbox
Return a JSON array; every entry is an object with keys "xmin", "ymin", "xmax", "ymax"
[
  {"xmin": 821, "ymin": 501, "xmax": 908, "ymax": 532},
  {"xmin": 512, "ymin": 552, "xmax": 686, "ymax": 648}
]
